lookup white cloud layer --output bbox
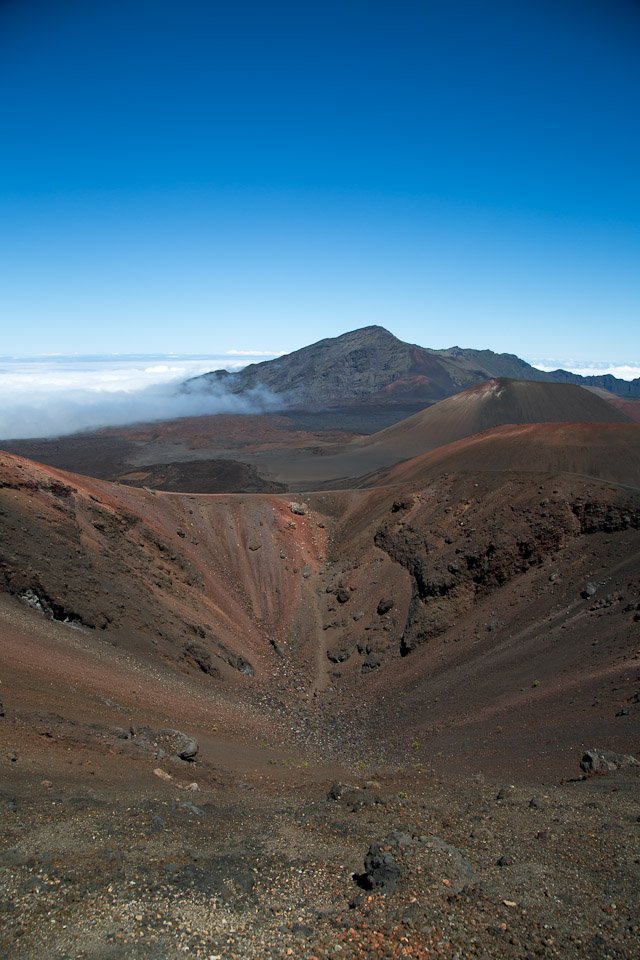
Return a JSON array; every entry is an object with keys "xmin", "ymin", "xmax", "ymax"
[
  {"xmin": 0, "ymin": 355, "xmax": 282, "ymax": 440},
  {"xmin": 528, "ymin": 359, "xmax": 640, "ymax": 381},
  {"xmin": 2, "ymin": 353, "xmax": 638, "ymax": 442},
  {"xmin": 226, "ymin": 349, "xmax": 284, "ymax": 357}
]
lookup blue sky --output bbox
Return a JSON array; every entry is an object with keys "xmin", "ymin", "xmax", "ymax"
[{"xmin": 1, "ymin": 0, "xmax": 639, "ymax": 359}]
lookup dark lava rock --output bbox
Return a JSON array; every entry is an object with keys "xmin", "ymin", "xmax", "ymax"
[
  {"xmin": 356, "ymin": 844, "xmax": 404, "ymax": 893},
  {"xmin": 580, "ymin": 748, "xmax": 640, "ymax": 773},
  {"xmin": 327, "ymin": 781, "xmax": 348, "ymax": 801},
  {"xmin": 327, "ymin": 645, "xmax": 353, "ymax": 664},
  {"xmin": 361, "ymin": 653, "xmax": 382, "ymax": 674},
  {"xmin": 336, "ymin": 587, "xmax": 351, "ymax": 604},
  {"xmin": 377, "ymin": 598, "xmax": 394, "ymax": 615},
  {"xmin": 182, "ymin": 641, "xmax": 220, "ymax": 678},
  {"xmin": 496, "ymin": 785, "xmax": 515, "ymax": 801},
  {"xmin": 327, "ymin": 782, "xmax": 382, "ymax": 811},
  {"xmin": 385, "ymin": 830, "xmax": 414, "ymax": 848},
  {"xmin": 496, "ymin": 855, "xmax": 514, "ymax": 867},
  {"xmin": 269, "ymin": 637, "xmax": 284, "ymax": 657}
]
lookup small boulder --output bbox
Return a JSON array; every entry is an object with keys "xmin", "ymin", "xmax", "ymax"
[
  {"xmin": 357, "ymin": 844, "xmax": 404, "ymax": 893},
  {"xmin": 327, "ymin": 646, "xmax": 353, "ymax": 664},
  {"xmin": 290, "ymin": 502, "xmax": 307, "ymax": 516},
  {"xmin": 327, "ymin": 781, "xmax": 349, "ymax": 801},
  {"xmin": 175, "ymin": 734, "xmax": 199, "ymax": 762},
  {"xmin": 377, "ymin": 598, "xmax": 394, "ymax": 615},
  {"xmin": 580, "ymin": 748, "xmax": 640, "ymax": 773},
  {"xmin": 362, "ymin": 653, "xmax": 382, "ymax": 674}
]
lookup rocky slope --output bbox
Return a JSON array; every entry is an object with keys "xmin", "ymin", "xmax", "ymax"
[
  {"xmin": 1, "ymin": 444, "xmax": 640, "ymax": 958},
  {"xmin": 185, "ymin": 326, "xmax": 556, "ymax": 410},
  {"xmin": 186, "ymin": 325, "xmax": 639, "ymax": 409},
  {"xmin": 551, "ymin": 366, "xmax": 640, "ymax": 397},
  {"xmin": 1, "ymin": 449, "xmax": 638, "ymax": 769}
]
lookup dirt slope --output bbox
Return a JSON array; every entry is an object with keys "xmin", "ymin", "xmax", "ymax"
[
  {"xmin": 370, "ymin": 422, "xmax": 640, "ymax": 489},
  {"xmin": 360, "ymin": 378, "xmax": 631, "ymax": 453},
  {"xmin": 1, "ymin": 448, "xmax": 639, "ymax": 775},
  {"xmin": 228, "ymin": 380, "xmax": 638, "ymax": 490}
]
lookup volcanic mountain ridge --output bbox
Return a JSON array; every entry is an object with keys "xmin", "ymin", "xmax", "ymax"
[{"xmin": 186, "ymin": 325, "xmax": 640, "ymax": 408}]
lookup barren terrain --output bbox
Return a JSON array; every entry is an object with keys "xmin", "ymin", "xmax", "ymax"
[{"xmin": 1, "ymin": 377, "xmax": 640, "ymax": 959}]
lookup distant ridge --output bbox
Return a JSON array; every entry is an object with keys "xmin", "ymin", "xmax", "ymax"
[
  {"xmin": 186, "ymin": 325, "xmax": 637, "ymax": 409},
  {"xmin": 550, "ymin": 368, "xmax": 640, "ymax": 397}
]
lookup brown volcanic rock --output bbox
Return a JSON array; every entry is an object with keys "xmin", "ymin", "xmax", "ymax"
[
  {"xmin": 0, "ymin": 451, "xmax": 325, "ymax": 685},
  {"xmin": 310, "ymin": 471, "xmax": 640, "ymax": 777},
  {"xmin": 315, "ymin": 470, "xmax": 640, "ymax": 780}
]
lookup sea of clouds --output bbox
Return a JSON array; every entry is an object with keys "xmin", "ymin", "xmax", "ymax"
[
  {"xmin": 1, "ymin": 353, "xmax": 638, "ymax": 442},
  {"xmin": 528, "ymin": 359, "xmax": 640, "ymax": 380},
  {"xmin": 0, "ymin": 353, "xmax": 282, "ymax": 440}
]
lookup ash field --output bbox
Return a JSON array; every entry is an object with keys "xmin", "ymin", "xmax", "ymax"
[{"xmin": 1, "ymin": 329, "xmax": 639, "ymax": 960}]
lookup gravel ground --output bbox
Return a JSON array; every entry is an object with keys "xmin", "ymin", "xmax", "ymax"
[{"xmin": 1, "ymin": 764, "xmax": 639, "ymax": 960}]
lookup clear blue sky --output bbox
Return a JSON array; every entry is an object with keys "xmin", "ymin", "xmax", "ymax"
[{"xmin": 1, "ymin": 0, "xmax": 638, "ymax": 358}]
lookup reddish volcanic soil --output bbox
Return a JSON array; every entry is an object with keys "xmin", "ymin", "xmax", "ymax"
[
  {"xmin": 6, "ymin": 378, "xmax": 635, "ymax": 494},
  {"xmin": 374, "ymin": 422, "xmax": 640, "ymax": 489},
  {"xmin": 1, "ymin": 387, "xmax": 640, "ymax": 958},
  {"xmin": 601, "ymin": 393, "xmax": 640, "ymax": 422}
]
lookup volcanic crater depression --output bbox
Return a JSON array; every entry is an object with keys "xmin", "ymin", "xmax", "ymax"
[{"xmin": 1, "ymin": 327, "xmax": 640, "ymax": 960}]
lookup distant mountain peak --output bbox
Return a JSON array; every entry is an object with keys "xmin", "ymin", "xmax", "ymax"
[{"xmin": 185, "ymin": 326, "xmax": 639, "ymax": 410}]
